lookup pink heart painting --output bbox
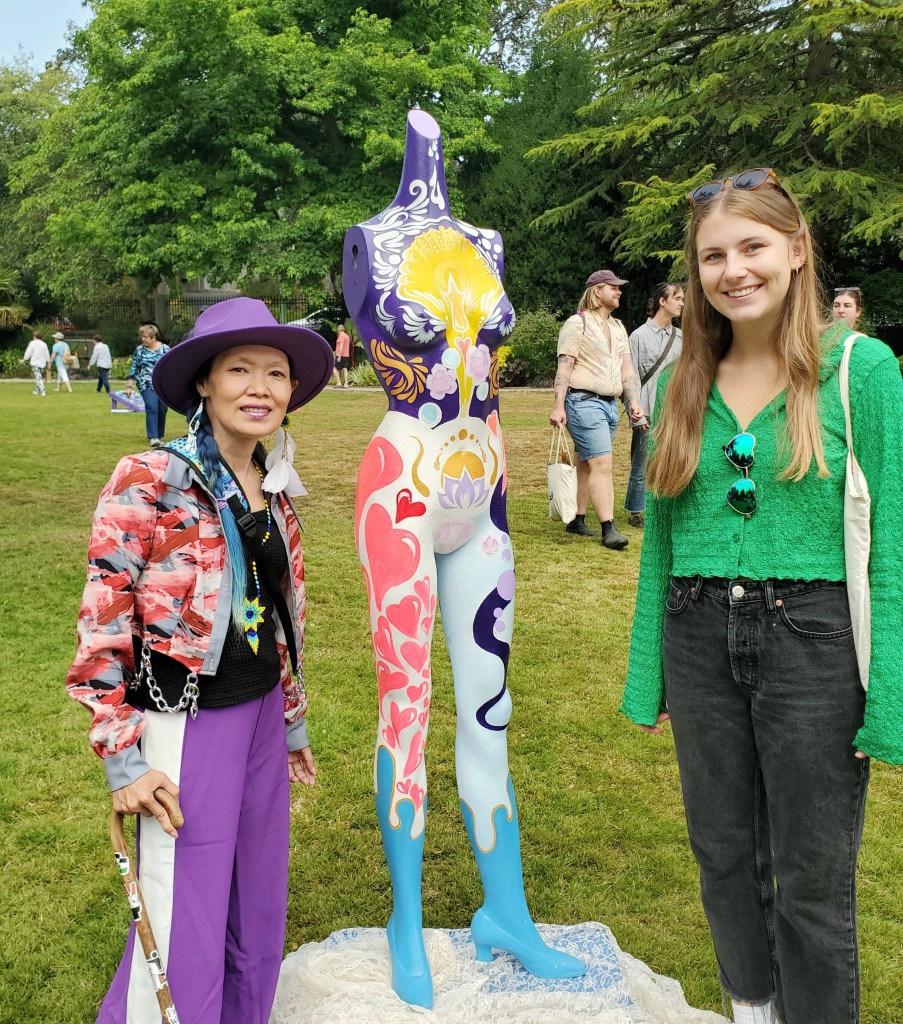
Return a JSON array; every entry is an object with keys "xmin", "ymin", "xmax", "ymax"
[
  {"xmin": 364, "ymin": 504, "xmax": 421, "ymax": 609},
  {"xmin": 356, "ymin": 437, "xmax": 404, "ymax": 526},
  {"xmin": 404, "ymin": 731, "xmax": 425, "ymax": 776},
  {"xmin": 376, "ymin": 661, "xmax": 408, "ymax": 703},
  {"xmin": 374, "ymin": 617, "xmax": 403, "ymax": 669},
  {"xmin": 386, "ymin": 595, "xmax": 422, "ymax": 639},
  {"xmin": 389, "ymin": 701, "xmax": 417, "ymax": 738},
  {"xmin": 401, "ymin": 641, "xmax": 429, "ymax": 674},
  {"xmin": 406, "ymin": 681, "xmax": 428, "ymax": 703}
]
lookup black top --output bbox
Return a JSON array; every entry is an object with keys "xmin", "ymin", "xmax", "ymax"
[{"xmin": 132, "ymin": 509, "xmax": 290, "ymax": 711}]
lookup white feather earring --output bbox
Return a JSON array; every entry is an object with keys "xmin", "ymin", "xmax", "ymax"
[
  {"xmin": 188, "ymin": 398, "xmax": 205, "ymax": 440},
  {"xmin": 263, "ymin": 417, "xmax": 308, "ymax": 497}
]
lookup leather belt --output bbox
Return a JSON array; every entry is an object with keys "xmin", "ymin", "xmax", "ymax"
[{"xmin": 567, "ymin": 388, "xmax": 616, "ymax": 399}]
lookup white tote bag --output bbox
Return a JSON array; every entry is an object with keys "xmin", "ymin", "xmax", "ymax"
[
  {"xmin": 547, "ymin": 426, "xmax": 578, "ymax": 523},
  {"xmin": 839, "ymin": 332, "xmax": 871, "ymax": 690}
]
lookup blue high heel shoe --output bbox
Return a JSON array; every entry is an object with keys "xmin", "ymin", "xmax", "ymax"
[
  {"xmin": 376, "ymin": 747, "xmax": 434, "ymax": 1009},
  {"xmin": 386, "ymin": 912, "xmax": 433, "ymax": 1008},
  {"xmin": 463, "ymin": 776, "xmax": 586, "ymax": 979},
  {"xmin": 470, "ymin": 905, "xmax": 586, "ymax": 978}
]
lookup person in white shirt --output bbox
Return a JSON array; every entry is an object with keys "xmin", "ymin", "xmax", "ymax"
[
  {"xmin": 19, "ymin": 331, "xmax": 51, "ymax": 397},
  {"xmin": 88, "ymin": 334, "xmax": 114, "ymax": 394}
]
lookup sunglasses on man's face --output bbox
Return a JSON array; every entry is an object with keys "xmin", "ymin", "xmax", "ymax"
[
  {"xmin": 689, "ymin": 168, "xmax": 785, "ymax": 206},
  {"xmin": 723, "ymin": 432, "xmax": 757, "ymax": 517}
]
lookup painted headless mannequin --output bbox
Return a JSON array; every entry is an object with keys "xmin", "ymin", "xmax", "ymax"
[{"xmin": 344, "ymin": 110, "xmax": 585, "ymax": 1009}]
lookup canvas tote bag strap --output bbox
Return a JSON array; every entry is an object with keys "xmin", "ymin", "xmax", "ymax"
[
  {"xmin": 838, "ymin": 330, "xmax": 871, "ymax": 690},
  {"xmin": 838, "ymin": 330, "xmax": 864, "ymax": 448},
  {"xmin": 549, "ymin": 425, "xmax": 573, "ymax": 466}
]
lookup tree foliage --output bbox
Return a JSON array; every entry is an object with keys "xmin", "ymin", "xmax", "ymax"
[
  {"xmin": 461, "ymin": 36, "xmax": 612, "ymax": 314},
  {"xmin": 0, "ymin": 60, "xmax": 73, "ymax": 282},
  {"xmin": 534, "ymin": 0, "xmax": 903, "ymax": 272},
  {"xmin": 14, "ymin": 0, "xmax": 505, "ymax": 299}
]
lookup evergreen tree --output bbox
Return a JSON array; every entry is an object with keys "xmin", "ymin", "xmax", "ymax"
[
  {"xmin": 534, "ymin": 0, "xmax": 903, "ymax": 274},
  {"xmin": 462, "ymin": 36, "xmax": 620, "ymax": 315}
]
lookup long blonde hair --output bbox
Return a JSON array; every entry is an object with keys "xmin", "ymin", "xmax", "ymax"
[
  {"xmin": 578, "ymin": 285, "xmax": 605, "ymax": 312},
  {"xmin": 647, "ymin": 182, "xmax": 830, "ymax": 497}
]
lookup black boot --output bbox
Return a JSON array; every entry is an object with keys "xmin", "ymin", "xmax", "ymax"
[
  {"xmin": 601, "ymin": 520, "xmax": 628, "ymax": 550},
  {"xmin": 565, "ymin": 514, "xmax": 596, "ymax": 537}
]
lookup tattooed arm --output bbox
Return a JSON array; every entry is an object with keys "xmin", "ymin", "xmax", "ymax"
[
  {"xmin": 550, "ymin": 354, "xmax": 576, "ymax": 427},
  {"xmin": 620, "ymin": 352, "xmax": 646, "ymax": 425}
]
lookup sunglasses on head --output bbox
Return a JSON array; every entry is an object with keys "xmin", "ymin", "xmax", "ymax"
[
  {"xmin": 689, "ymin": 168, "xmax": 786, "ymax": 206},
  {"xmin": 723, "ymin": 432, "xmax": 757, "ymax": 517},
  {"xmin": 834, "ymin": 287, "xmax": 862, "ymax": 295}
]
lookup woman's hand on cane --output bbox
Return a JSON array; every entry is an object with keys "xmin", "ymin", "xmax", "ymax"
[
  {"xmin": 112, "ymin": 770, "xmax": 182, "ymax": 838},
  {"xmin": 288, "ymin": 746, "xmax": 317, "ymax": 786}
]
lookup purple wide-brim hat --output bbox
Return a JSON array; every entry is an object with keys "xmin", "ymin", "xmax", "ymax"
[{"xmin": 153, "ymin": 297, "xmax": 335, "ymax": 415}]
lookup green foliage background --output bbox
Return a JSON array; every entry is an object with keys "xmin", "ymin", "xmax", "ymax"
[{"xmin": 2, "ymin": 0, "xmax": 901, "ymax": 336}]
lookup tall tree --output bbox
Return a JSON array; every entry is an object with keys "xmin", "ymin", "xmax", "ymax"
[
  {"xmin": 462, "ymin": 35, "xmax": 618, "ymax": 314},
  {"xmin": 0, "ymin": 59, "xmax": 73, "ymax": 281},
  {"xmin": 533, "ymin": 0, "xmax": 903, "ymax": 273},
  {"xmin": 13, "ymin": 0, "xmax": 505, "ymax": 300}
]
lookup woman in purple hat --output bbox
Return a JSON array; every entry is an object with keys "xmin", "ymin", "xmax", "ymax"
[{"xmin": 67, "ymin": 298, "xmax": 334, "ymax": 1024}]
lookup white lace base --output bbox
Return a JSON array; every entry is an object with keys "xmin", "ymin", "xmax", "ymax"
[{"xmin": 270, "ymin": 922, "xmax": 730, "ymax": 1023}]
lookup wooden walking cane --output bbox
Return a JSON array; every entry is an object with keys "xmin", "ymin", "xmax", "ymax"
[{"xmin": 110, "ymin": 788, "xmax": 185, "ymax": 1024}]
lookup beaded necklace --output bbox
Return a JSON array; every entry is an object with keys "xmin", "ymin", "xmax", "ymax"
[{"xmin": 242, "ymin": 467, "xmax": 272, "ymax": 655}]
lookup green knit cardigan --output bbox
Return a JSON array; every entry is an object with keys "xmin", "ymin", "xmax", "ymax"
[{"xmin": 623, "ymin": 324, "xmax": 903, "ymax": 764}]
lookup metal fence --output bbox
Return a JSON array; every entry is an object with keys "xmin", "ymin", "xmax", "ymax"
[{"xmin": 66, "ymin": 294, "xmax": 312, "ymax": 338}]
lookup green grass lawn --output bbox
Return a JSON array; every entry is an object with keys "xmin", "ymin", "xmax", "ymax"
[{"xmin": 1, "ymin": 381, "xmax": 900, "ymax": 1023}]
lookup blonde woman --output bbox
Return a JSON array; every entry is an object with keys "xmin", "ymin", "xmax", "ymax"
[
  {"xmin": 127, "ymin": 323, "xmax": 171, "ymax": 445},
  {"xmin": 623, "ymin": 169, "xmax": 903, "ymax": 1024}
]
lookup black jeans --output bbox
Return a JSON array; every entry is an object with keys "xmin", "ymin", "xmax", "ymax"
[{"xmin": 663, "ymin": 577, "xmax": 869, "ymax": 1024}]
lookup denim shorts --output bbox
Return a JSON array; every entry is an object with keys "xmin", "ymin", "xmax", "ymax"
[{"xmin": 564, "ymin": 391, "xmax": 619, "ymax": 460}]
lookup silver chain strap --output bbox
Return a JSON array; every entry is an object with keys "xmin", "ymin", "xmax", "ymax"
[{"xmin": 135, "ymin": 641, "xmax": 200, "ymax": 719}]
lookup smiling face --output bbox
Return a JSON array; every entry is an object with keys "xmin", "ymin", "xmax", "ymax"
[
  {"xmin": 833, "ymin": 292, "xmax": 861, "ymax": 327},
  {"xmin": 695, "ymin": 211, "xmax": 804, "ymax": 334},
  {"xmin": 196, "ymin": 345, "xmax": 296, "ymax": 447}
]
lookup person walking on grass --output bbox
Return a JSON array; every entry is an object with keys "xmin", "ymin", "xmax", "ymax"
[
  {"xmin": 88, "ymin": 334, "xmax": 113, "ymax": 394},
  {"xmin": 549, "ymin": 269, "xmax": 645, "ymax": 549},
  {"xmin": 51, "ymin": 331, "xmax": 74, "ymax": 392},
  {"xmin": 20, "ymin": 330, "xmax": 50, "ymax": 396},
  {"xmin": 624, "ymin": 282, "xmax": 684, "ymax": 528},
  {"xmin": 67, "ymin": 297, "xmax": 334, "ymax": 1024},
  {"xmin": 332, "ymin": 323, "xmax": 352, "ymax": 388},
  {"xmin": 622, "ymin": 168, "xmax": 903, "ymax": 1024},
  {"xmin": 127, "ymin": 323, "xmax": 170, "ymax": 446}
]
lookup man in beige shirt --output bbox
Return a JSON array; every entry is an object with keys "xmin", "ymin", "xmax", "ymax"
[{"xmin": 549, "ymin": 269, "xmax": 644, "ymax": 550}]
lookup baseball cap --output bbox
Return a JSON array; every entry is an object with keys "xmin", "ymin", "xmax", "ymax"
[{"xmin": 585, "ymin": 269, "xmax": 628, "ymax": 287}]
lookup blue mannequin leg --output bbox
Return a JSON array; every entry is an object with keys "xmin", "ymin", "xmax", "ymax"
[
  {"xmin": 375, "ymin": 746, "xmax": 433, "ymax": 1008},
  {"xmin": 462, "ymin": 777, "xmax": 586, "ymax": 979}
]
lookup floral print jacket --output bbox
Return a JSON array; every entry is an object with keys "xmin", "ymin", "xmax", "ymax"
[{"xmin": 67, "ymin": 445, "xmax": 308, "ymax": 791}]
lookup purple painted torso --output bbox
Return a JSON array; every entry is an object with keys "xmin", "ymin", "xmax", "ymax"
[{"xmin": 343, "ymin": 110, "xmax": 515, "ymax": 429}]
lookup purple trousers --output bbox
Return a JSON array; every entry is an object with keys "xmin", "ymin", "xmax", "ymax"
[{"xmin": 98, "ymin": 685, "xmax": 289, "ymax": 1024}]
